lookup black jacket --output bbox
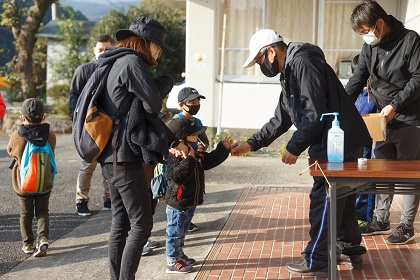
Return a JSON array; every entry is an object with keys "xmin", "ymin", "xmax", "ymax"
[
  {"xmin": 345, "ymin": 15, "xmax": 420, "ymax": 128},
  {"xmin": 247, "ymin": 42, "xmax": 371, "ymax": 160},
  {"xmin": 165, "ymin": 142, "xmax": 230, "ymax": 209},
  {"xmin": 69, "ymin": 58, "xmax": 98, "ymax": 119},
  {"xmin": 97, "ymin": 47, "xmax": 173, "ymax": 163}
]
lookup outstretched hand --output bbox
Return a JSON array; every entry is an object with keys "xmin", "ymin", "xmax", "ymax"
[
  {"xmin": 222, "ymin": 136, "xmax": 234, "ymax": 150},
  {"xmin": 282, "ymin": 149, "xmax": 298, "ymax": 165},
  {"xmin": 230, "ymin": 141, "xmax": 251, "ymax": 156}
]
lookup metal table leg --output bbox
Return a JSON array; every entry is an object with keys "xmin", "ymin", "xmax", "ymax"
[{"xmin": 328, "ymin": 183, "xmax": 337, "ymax": 280}]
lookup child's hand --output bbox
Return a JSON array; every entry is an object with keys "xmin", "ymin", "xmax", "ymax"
[{"xmin": 222, "ymin": 136, "xmax": 234, "ymax": 150}]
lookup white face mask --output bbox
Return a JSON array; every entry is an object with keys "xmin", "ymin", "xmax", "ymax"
[
  {"xmin": 362, "ymin": 22, "xmax": 383, "ymax": 46},
  {"xmin": 95, "ymin": 52, "xmax": 103, "ymax": 60}
]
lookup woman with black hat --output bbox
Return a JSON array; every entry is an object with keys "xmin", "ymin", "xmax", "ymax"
[{"xmin": 96, "ymin": 17, "xmax": 187, "ymax": 280}]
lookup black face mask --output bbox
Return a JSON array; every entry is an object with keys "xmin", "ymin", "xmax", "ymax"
[
  {"xmin": 260, "ymin": 53, "xmax": 279, "ymax": 77},
  {"xmin": 183, "ymin": 104, "xmax": 200, "ymax": 115}
]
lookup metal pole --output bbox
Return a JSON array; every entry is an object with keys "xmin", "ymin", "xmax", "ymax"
[{"xmin": 217, "ymin": 1, "xmax": 228, "ymax": 135}]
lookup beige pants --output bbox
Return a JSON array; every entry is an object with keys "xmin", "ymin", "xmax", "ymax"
[{"xmin": 76, "ymin": 160, "xmax": 110, "ymax": 203}]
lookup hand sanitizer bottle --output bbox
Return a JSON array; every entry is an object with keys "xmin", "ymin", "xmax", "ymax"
[{"xmin": 320, "ymin": 112, "xmax": 344, "ymax": 162}]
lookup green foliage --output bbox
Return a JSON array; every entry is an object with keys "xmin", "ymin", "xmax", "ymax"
[
  {"xmin": 212, "ymin": 129, "xmax": 231, "ymax": 148},
  {"xmin": 52, "ymin": 10, "xmax": 90, "ymax": 84},
  {"xmin": 90, "ymin": 0, "xmax": 186, "ymax": 82},
  {"xmin": 46, "ymin": 83, "xmax": 70, "ymax": 117},
  {"xmin": 89, "ymin": 9, "xmax": 130, "ymax": 43},
  {"xmin": 278, "ymin": 144, "xmax": 286, "ymax": 156},
  {"xmin": 49, "ymin": 9, "xmax": 89, "ymax": 115}
]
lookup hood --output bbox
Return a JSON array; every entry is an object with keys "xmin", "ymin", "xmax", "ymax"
[
  {"xmin": 98, "ymin": 46, "xmax": 141, "ymax": 67},
  {"xmin": 285, "ymin": 42, "xmax": 325, "ymax": 67},
  {"xmin": 18, "ymin": 123, "xmax": 50, "ymax": 146},
  {"xmin": 377, "ymin": 15, "xmax": 405, "ymax": 48}
]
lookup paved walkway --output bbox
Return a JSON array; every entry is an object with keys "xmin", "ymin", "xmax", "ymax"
[{"xmin": 1, "ymin": 152, "xmax": 419, "ymax": 279}]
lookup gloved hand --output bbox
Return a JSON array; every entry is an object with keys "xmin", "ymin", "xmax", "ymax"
[{"xmin": 154, "ymin": 75, "xmax": 174, "ymax": 98}]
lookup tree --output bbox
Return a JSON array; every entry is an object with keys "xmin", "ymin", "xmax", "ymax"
[
  {"xmin": 48, "ymin": 11, "xmax": 90, "ymax": 116},
  {"xmin": 90, "ymin": 0, "xmax": 186, "ymax": 83},
  {"xmin": 1, "ymin": 0, "xmax": 57, "ymax": 99}
]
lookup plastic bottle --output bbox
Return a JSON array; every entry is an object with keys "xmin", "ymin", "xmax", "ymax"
[{"xmin": 320, "ymin": 112, "xmax": 344, "ymax": 162}]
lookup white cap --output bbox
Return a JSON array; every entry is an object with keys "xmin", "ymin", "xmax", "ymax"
[{"xmin": 243, "ymin": 29, "xmax": 283, "ymax": 68}]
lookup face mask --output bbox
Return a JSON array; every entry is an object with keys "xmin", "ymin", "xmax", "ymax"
[
  {"xmin": 187, "ymin": 141, "xmax": 198, "ymax": 154},
  {"xmin": 153, "ymin": 48, "xmax": 162, "ymax": 61},
  {"xmin": 362, "ymin": 23, "xmax": 383, "ymax": 46},
  {"xmin": 260, "ymin": 53, "xmax": 279, "ymax": 77},
  {"xmin": 95, "ymin": 52, "xmax": 103, "ymax": 60},
  {"xmin": 183, "ymin": 104, "xmax": 200, "ymax": 115}
]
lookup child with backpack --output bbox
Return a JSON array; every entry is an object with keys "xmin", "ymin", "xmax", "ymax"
[
  {"xmin": 7, "ymin": 98, "xmax": 56, "ymax": 257},
  {"xmin": 165, "ymin": 117, "xmax": 233, "ymax": 273}
]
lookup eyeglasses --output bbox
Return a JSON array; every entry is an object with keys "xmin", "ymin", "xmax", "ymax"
[
  {"xmin": 356, "ymin": 22, "xmax": 377, "ymax": 36},
  {"xmin": 255, "ymin": 48, "xmax": 267, "ymax": 65}
]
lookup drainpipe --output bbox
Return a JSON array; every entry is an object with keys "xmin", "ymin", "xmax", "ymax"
[{"xmin": 216, "ymin": 1, "xmax": 228, "ymax": 135}]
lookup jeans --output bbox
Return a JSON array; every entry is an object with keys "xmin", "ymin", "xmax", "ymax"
[
  {"xmin": 18, "ymin": 193, "xmax": 50, "ymax": 246},
  {"xmin": 374, "ymin": 125, "xmax": 420, "ymax": 226},
  {"xmin": 102, "ymin": 162, "xmax": 153, "ymax": 280},
  {"xmin": 76, "ymin": 160, "xmax": 110, "ymax": 203},
  {"xmin": 166, "ymin": 206, "xmax": 195, "ymax": 263}
]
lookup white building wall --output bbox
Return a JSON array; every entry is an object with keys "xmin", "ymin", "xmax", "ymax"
[
  {"xmin": 185, "ymin": 0, "xmax": 218, "ymax": 128},
  {"xmin": 186, "ymin": 0, "xmax": 420, "ymax": 132}
]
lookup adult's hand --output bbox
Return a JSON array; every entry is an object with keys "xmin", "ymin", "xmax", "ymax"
[
  {"xmin": 380, "ymin": 104, "xmax": 396, "ymax": 124},
  {"xmin": 230, "ymin": 141, "xmax": 251, "ymax": 156},
  {"xmin": 282, "ymin": 149, "xmax": 298, "ymax": 165}
]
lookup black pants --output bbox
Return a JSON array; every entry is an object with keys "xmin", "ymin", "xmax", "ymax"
[
  {"xmin": 303, "ymin": 145, "xmax": 366, "ymax": 269},
  {"xmin": 102, "ymin": 162, "xmax": 153, "ymax": 280}
]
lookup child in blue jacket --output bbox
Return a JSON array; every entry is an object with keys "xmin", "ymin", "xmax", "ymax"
[{"xmin": 164, "ymin": 117, "xmax": 233, "ymax": 273}]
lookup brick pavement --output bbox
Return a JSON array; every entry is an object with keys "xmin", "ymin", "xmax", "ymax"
[{"xmin": 197, "ymin": 187, "xmax": 420, "ymax": 280}]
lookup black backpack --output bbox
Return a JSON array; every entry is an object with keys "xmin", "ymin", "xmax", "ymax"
[{"xmin": 72, "ymin": 62, "xmax": 130, "ymax": 163}]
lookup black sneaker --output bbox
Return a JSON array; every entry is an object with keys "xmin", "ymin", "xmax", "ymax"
[
  {"xmin": 76, "ymin": 201, "xmax": 91, "ymax": 216},
  {"xmin": 103, "ymin": 200, "xmax": 111, "ymax": 211},
  {"xmin": 360, "ymin": 217, "xmax": 391, "ymax": 236},
  {"xmin": 145, "ymin": 240, "xmax": 159, "ymax": 249},
  {"xmin": 386, "ymin": 223, "xmax": 415, "ymax": 244},
  {"xmin": 188, "ymin": 222, "xmax": 199, "ymax": 232},
  {"xmin": 141, "ymin": 246, "xmax": 153, "ymax": 256}
]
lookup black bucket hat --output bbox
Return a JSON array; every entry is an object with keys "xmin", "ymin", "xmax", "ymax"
[{"xmin": 115, "ymin": 17, "xmax": 174, "ymax": 52}]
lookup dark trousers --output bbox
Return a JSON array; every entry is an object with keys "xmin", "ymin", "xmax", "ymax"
[
  {"xmin": 303, "ymin": 146, "xmax": 365, "ymax": 269},
  {"xmin": 102, "ymin": 162, "xmax": 153, "ymax": 280},
  {"xmin": 18, "ymin": 193, "xmax": 50, "ymax": 246}
]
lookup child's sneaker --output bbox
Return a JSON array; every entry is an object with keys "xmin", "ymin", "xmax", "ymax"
[
  {"xmin": 179, "ymin": 253, "xmax": 196, "ymax": 266},
  {"xmin": 188, "ymin": 222, "xmax": 199, "ymax": 232},
  {"xmin": 166, "ymin": 259, "xmax": 193, "ymax": 274},
  {"xmin": 33, "ymin": 237, "xmax": 49, "ymax": 257},
  {"xmin": 22, "ymin": 244, "xmax": 35, "ymax": 254},
  {"xmin": 360, "ymin": 217, "xmax": 391, "ymax": 235}
]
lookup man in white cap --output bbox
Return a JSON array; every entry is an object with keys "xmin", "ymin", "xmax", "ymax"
[{"xmin": 231, "ymin": 29, "xmax": 372, "ymax": 277}]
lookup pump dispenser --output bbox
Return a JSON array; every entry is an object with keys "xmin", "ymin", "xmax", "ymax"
[{"xmin": 320, "ymin": 112, "xmax": 344, "ymax": 162}]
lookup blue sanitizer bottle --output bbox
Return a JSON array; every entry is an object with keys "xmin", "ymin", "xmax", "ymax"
[{"xmin": 320, "ymin": 112, "xmax": 344, "ymax": 162}]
